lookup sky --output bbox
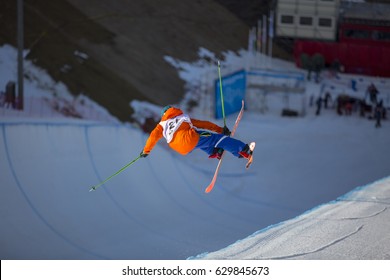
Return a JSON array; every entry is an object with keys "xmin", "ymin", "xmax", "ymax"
[{"xmin": 1, "ymin": 44, "xmax": 389, "ymax": 260}]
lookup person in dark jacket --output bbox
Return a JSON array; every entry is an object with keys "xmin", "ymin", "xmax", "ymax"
[{"xmin": 374, "ymin": 101, "xmax": 384, "ymax": 128}]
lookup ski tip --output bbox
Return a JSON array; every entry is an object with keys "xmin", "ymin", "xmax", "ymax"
[
  {"xmin": 205, "ymin": 184, "xmax": 214, "ymax": 193},
  {"xmin": 89, "ymin": 186, "xmax": 96, "ymax": 192}
]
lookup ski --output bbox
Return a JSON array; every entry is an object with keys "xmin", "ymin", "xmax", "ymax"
[
  {"xmin": 245, "ymin": 142, "xmax": 256, "ymax": 169},
  {"xmin": 205, "ymin": 100, "xmax": 245, "ymax": 193}
]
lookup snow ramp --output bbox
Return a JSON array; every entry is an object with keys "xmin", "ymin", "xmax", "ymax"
[
  {"xmin": 193, "ymin": 177, "xmax": 390, "ymax": 260},
  {"xmin": 1, "ymin": 117, "xmax": 390, "ymax": 260},
  {"xmin": 0, "ymin": 120, "xmax": 284, "ymax": 260}
]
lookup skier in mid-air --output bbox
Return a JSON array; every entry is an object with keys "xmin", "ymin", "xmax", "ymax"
[
  {"xmin": 89, "ymin": 104, "xmax": 254, "ymax": 192},
  {"xmin": 140, "ymin": 105, "xmax": 253, "ymax": 160},
  {"xmin": 89, "ymin": 62, "xmax": 254, "ymax": 193}
]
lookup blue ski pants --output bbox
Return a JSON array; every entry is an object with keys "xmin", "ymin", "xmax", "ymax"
[{"xmin": 195, "ymin": 131, "xmax": 247, "ymax": 158}]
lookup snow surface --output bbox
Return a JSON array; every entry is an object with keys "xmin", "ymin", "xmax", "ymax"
[
  {"xmin": 193, "ymin": 177, "xmax": 390, "ymax": 259},
  {"xmin": 1, "ymin": 45, "xmax": 390, "ymax": 260}
]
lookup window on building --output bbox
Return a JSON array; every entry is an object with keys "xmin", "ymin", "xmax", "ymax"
[
  {"xmin": 318, "ymin": 18, "xmax": 332, "ymax": 27},
  {"xmin": 372, "ymin": 31, "xmax": 390, "ymax": 41},
  {"xmin": 281, "ymin": 15, "xmax": 294, "ymax": 24},
  {"xmin": 344, "ymin": 29, "xmax": 370, "ymax": 39},
  {"xmin": 300, "ymin": 16, "xmax": 313, "ymax": 26}
]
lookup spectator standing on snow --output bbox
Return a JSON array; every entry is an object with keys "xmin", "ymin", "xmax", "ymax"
[
  {"xmin": 374, "ymin": 101, "xmax": 384, "ymax": 128},
  {"xmin": 367, "ymin": 83, "xmax": 379, "ymax": 105},
  {"xmin": 315, "ymin": 97, "xmax": 322, "ymax": 116},
  {"xmin": 4, "ymin": 89, "xmax": 15, "ymax": 109},
  {"xmin": 324, "ymin": 92, "xmax": 332, "ymax": 109},
  {"xmin": 345, "ymin": 101, "xmax": 352, "ymax": 116}
]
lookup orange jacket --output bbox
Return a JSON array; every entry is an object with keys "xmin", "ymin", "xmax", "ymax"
[{"xmin": 143, "ymin": 107, "xmax": 223, "ymax": 155}]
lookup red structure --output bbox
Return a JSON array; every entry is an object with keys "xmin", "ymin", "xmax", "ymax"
[{"xmin": 293, "ymin": 3, "xmax": 390, "ymax": 77}]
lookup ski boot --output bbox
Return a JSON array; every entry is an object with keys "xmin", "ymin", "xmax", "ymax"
[
  {"xmin": 239, "ymin": 142, "xmax": 256, "ymax": 168},
  {"xmin": 209, "ymin": 148, "xmax": 224, "ymax": 160}
]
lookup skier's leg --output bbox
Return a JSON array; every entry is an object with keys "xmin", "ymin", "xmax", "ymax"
[
  {"xmin": 216, "ymin": 136, "xmax": 247, "ymax": 158},
  {"xmin": 195, "ymin": 131, "xmax": 249, "ymax": 158},
  {"xmin": 195, "ymin": 131, "xmax": 222, "ymax": 155}
]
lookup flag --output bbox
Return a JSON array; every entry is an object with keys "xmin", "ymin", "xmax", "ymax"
[
  {"xmin": 248, "ymin": 27, "xmax": 256, "ymax": 54},
  {"xmin": 269, "ymin": 10, "xmax": 274, "ymax": 38},
  {"xmin": 262, "ymin": 14, "xmax": 267, "ymax": 53},
  {"xmin": 257, "ymin": 19, "xmax": 262, "ymax": 53}
]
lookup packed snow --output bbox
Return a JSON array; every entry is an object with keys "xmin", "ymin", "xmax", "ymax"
[
  {"xmin": 1, "ymin": 44, "xmax": 389, "ymax": 260},
  {"xmin": 193, "ymin": 177, "xmax": 390, "ymax": 259}
]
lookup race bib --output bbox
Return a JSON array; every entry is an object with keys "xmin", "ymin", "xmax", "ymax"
[{"xmin": 160, "ymin": 114, "xmax": 192, "ymax": 143}]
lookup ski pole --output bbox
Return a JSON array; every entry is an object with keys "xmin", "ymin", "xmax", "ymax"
[
  {"xmin": 89, "ymin": 155, "xmax": 141, "ymax": 192},
  {"xmin": 217, "ymin": 60, "xmax": 227, "ymax": 127}
]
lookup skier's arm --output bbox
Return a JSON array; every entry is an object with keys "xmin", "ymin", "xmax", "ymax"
[
  {"xmin": 142, "ymin": 124, "xmax": 163, "ymax": 155},
  {"xmin": 191, "ymin": 119, "xmax": 223, "ymax": 134}
]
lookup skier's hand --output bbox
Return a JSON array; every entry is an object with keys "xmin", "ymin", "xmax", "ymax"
[
  {"xmin": 140, "ymin": 151, "xmax": 149, "ymax": 158},
  {"xmin": 222, "ymin": 126, "xmax": 231, "ymax": 136}
]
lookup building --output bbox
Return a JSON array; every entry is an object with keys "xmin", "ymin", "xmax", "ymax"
[
  {"xmin": 276, "ymin": 0, "xmax": 340, "ymax": 41},
  {"xmin": 276, "ymin": 0, "xmax": 390, "ymax": 77}
]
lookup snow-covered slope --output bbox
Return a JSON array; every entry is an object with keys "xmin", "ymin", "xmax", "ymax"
[
  {"xmin": 1, "ymin": 111, "xmax": 389, "ymax": 259},
  {"xmin": 193, "ymin": 177, "xmax": 390, "ymax": 259}
]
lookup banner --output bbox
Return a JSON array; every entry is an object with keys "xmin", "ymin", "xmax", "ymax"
[{"xmin": 215, "ymin": 70, "xmax": 246, "ymax": 119}]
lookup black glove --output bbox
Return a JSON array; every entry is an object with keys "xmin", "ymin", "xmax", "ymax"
[
  {"xmin": 140, "ymin": 151, "xmax": 149, "ymax": 158},
  {"xmin": 222, "ymin": 126, "xmax": 231, "ymax": 136}
]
